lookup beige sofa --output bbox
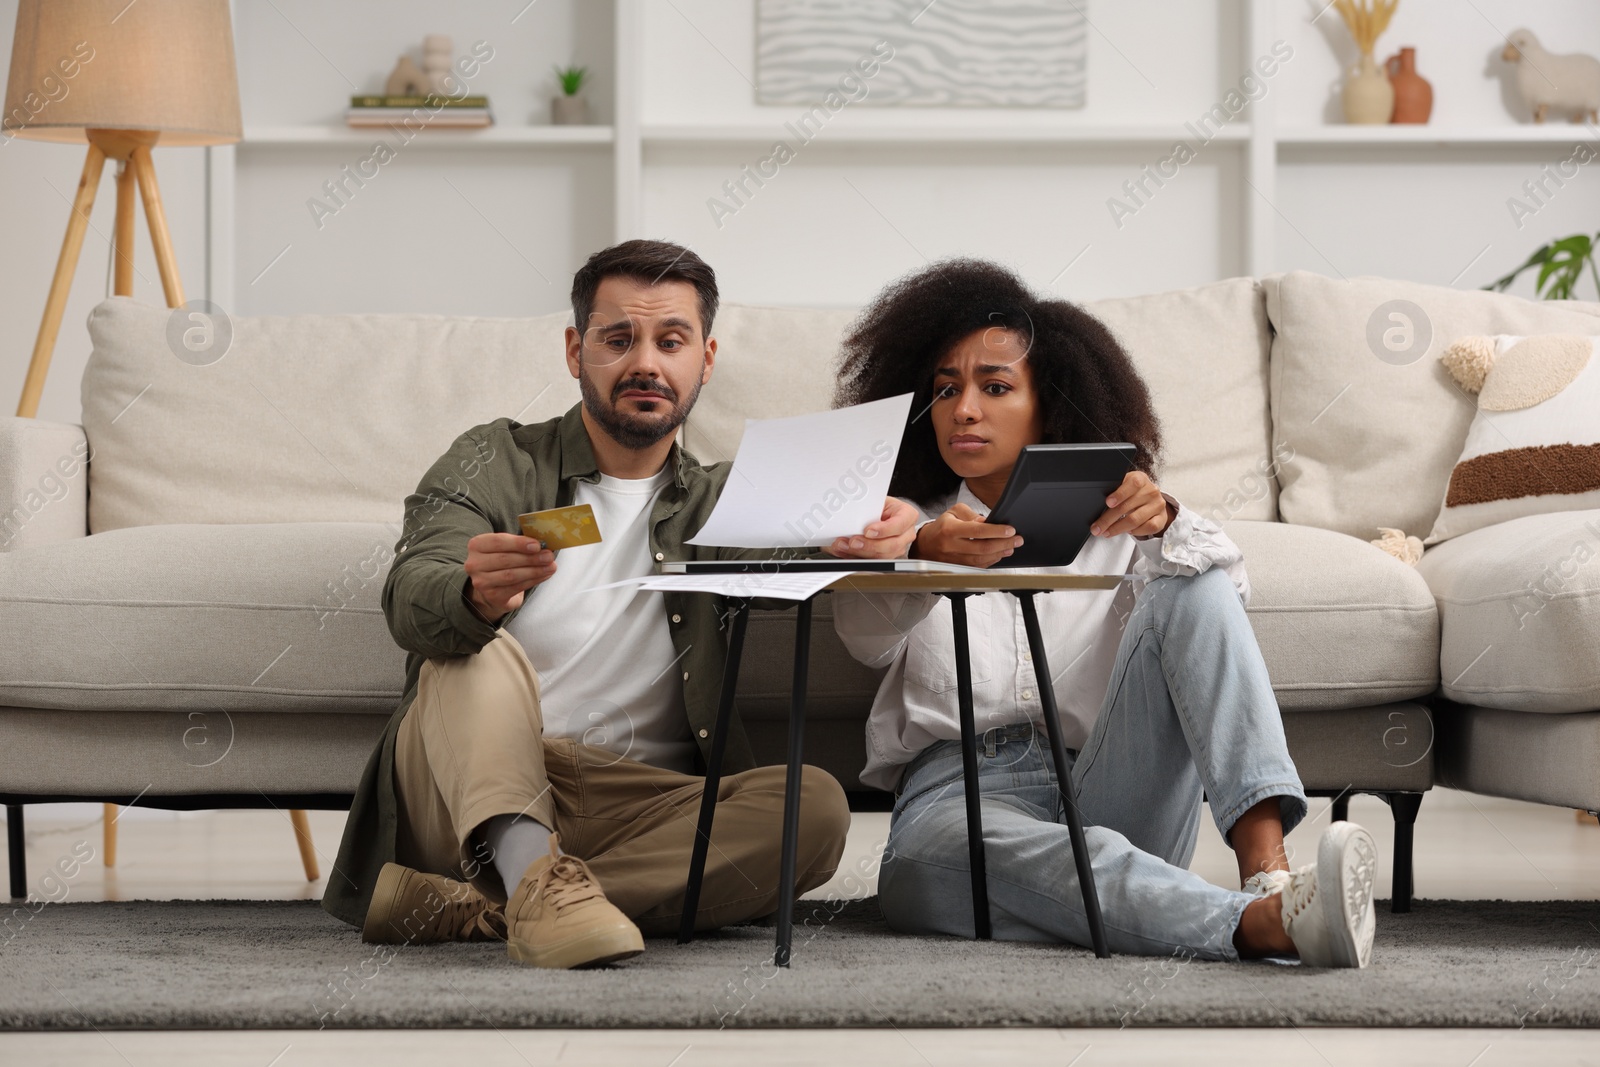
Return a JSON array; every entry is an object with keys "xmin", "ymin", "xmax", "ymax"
[{"xmin": 4, "ymin": 272, "xmax": 1596, "ymax": 911}]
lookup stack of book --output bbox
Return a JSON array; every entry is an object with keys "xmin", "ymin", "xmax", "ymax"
[{"xmin": 346, "ymin": 94, "xmax": 493, "ymax": 128}]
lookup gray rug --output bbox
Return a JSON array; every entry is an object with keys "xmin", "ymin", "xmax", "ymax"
[{"xmin": 1, "ymin": 897, "xmax": 1597, "ymax": 1029}]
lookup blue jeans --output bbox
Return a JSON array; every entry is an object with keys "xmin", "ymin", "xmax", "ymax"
[{"xmin": 877, "ymin": 568, "xmax": 1309, "ymax": 960}]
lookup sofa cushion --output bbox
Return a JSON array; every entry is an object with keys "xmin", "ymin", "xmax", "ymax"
[
  {"xmin": 1224, "ymin": 520, "xmax": 1439, "ymax": 710},
  {"xmin": 0, "ymin": 522, "xmax": 404, "ymax": 714},
  {"xmin": 1088, "ymin": 277, "xmax": 1276, "ymax": 521},
  {"xmin": 1415, "ymin": 509, "xmax": 1600, "ymax": 713},
  {"xmin": 81, "ymin": 298, "xmax": 578, "ymax": 531},
  {"xmin": 1261, "ymin": 271, "xmax": 1600, "ymax": 541}
]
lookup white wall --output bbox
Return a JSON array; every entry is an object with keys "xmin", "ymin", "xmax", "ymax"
[
  {"xmin": 234, "ymin": 144, "xmax": 612, "ymax": 316},
  {"xmin": 643, "ymin": 140, "xmax": 1242, "ymax": 305},
  {"xmin": 3, "ymin": 0, "xmax": 1598, "ymax": 427}
]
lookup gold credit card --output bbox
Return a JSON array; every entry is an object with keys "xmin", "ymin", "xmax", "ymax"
[{"xmin": 517, "ymin": 504, "xmax": 602, "ymax": 550}]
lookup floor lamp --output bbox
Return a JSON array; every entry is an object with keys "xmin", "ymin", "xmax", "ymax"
[{"xmin": 5, "ymin": 0, "xmax": 318, "ymax": 882}]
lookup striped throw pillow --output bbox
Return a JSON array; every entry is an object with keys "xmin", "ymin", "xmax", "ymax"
[{"xmin": 1424, "ymin": 334, "xmax": 1600, "ymax": 545}]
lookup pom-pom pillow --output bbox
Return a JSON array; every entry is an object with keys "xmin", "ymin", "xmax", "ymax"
[{"xmin": 1425, "ymin": 333, "xmax": 1600, "ymax": 544}]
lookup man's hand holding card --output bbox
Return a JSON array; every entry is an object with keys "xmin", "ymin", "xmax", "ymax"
[{"xmin": 463, "ymin": 505, "xmax": 604, "ymax": 625}]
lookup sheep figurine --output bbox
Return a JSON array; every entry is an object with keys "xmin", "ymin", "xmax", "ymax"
[{"xmin": 1501, "ymin": 28, "xmax": 1600, "ymax": 123}]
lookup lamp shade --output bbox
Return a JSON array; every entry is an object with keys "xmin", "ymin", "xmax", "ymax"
[{"xmin": 3, "ymin": 0, "xmax": 241, "ymax": 146}]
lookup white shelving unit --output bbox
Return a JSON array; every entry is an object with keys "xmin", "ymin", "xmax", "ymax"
[
  {"xmin": 1278, "ymin": 125, "xmax": 1600, "ymax": 145},
  {"xmin": 640, "ymin": 124, "xmax": 1254, "ymax": 144},
  {"xmin": 202, "ymin": 0, "xmax": 1600, "ymax": 313},
  {"xmin": 240, "ymin": 125, "xmax": 615, "ymax": 146}
]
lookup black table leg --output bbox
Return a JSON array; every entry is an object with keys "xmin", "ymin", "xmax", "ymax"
[
  {"xmin": 947, "ymin": 592, "xmax": 992, "ymax": 939},
  {"xmin": 679, "ymin": 599, "xmax": 750, "ymax": 944},
  {"xmin": 1015, "ymin": 591, "xmax": 1110, "ymax": 958},
  {"xmin": 775, "ymin": 596, "xmax": 814, "ymax": 966}
]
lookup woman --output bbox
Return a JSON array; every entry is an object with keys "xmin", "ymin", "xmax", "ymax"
[{"xmin": 832, "ymin": 259, "xmax": 1377, "ymax": 967}]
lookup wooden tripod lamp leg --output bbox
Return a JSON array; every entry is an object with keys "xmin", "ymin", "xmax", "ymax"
[
  {"xmin": 15, "ymin": 143, "xmax": 107, "ymax": 418},
  {"xmin": 103, "ymin": 803, "xmax": 118, "ymax": 866},
  {"xmin": 290, "ymin": 810, "xmax": 319, "ymax": 882},
  {"xmin": 129, "ymin": 144, "xmax": 184, "ymax": 308},
  {"xmin": 113, "ymin": 161, "xmax": 136, "ymax": 297}
]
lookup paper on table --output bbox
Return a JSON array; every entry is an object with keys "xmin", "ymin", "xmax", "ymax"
[
  {"xmin": 582, "ymin": 571, "xmax": 855, "ymax": 601},
  {"xmin": 685, "ymin": 393, "xmax": 915, "ymax": 548}
]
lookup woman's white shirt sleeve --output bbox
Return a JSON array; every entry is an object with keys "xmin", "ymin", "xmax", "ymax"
[{"xmin": 1131, "ymin": 492, "xmax": 1251, "ymax": 606}]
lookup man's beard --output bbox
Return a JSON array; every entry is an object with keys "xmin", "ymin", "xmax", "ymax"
[{"xmin": 579, "ymin": 362, "xmax": 702, "ymax": 450}]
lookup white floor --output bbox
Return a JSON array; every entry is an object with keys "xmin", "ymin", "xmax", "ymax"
[
  {"xmin": 3, "ymin": 788, "xmax": 1598, "ymax": 1064},
  {"xmin": 2, "ymin": 1027, "xmax": 1598, "ymax": 1066}
]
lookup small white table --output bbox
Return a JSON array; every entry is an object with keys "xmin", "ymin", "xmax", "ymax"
[{"xmin": 677, "ymin": 570, "xmax": 1123, "ymax": 963}]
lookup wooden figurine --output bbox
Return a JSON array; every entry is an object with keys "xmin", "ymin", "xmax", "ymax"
[{"xmin": 384, "ymin": 54, "xmax": 429, "ymax": 97}]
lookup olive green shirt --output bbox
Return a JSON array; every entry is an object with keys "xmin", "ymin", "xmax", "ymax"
[{"xmin": 323, "ymin": 402, "xmax": 822, "ymax": 928}]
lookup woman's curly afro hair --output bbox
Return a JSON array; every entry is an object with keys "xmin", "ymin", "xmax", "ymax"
[{"xmin": 833, "ymin": 258, "xmax": 1163, "ymax": 510}]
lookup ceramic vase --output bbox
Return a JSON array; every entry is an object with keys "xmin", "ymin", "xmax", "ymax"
[{"xmin": 1343, "ymin": 52, "xmax": 1395, "ymax": 124}]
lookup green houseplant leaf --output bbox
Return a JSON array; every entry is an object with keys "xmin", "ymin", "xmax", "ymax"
[{"xmin": 1485, "ymin": 231, "xmax": 1600, "ymax": 300}]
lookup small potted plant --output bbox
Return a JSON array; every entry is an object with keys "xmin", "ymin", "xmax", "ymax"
[{"xmin": 552, "ymin": 63, "xmax": 588, "ymax": 125}]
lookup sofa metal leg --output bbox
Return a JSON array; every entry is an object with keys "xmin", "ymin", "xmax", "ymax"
[
  {"xmin": 1382, "ymin": 791, "xmax": 1423, "ymax": 914},
  {"xmin": 7, "ymin": 805, "xmax": 25, "ymax": 900},
  {"xmin": 1330, "ymin": 795, "xmax": 1349, "ymax": 823}
]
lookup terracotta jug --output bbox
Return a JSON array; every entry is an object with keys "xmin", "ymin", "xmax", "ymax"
[{"xmin": 1385, "ymin": 47, "xmax": 1433, "ymax": 123}]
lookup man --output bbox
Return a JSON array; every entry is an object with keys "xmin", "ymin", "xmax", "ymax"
[{"xmin": 322, "ymin": 240, "xmax": 919, "ymax": 968}]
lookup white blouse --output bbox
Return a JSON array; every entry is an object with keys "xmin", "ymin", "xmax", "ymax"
[{"xmin": 832, "ymin": 480, "xmax": 1251, "ymax": 791}]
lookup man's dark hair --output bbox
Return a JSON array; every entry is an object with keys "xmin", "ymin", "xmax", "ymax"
[
  {"xmin": 834, "ymin": 258, "xmax": 1163, "ymax": 509},
  {"xmin": 570, "ymin": 239, "xmax": 720, "ymax": 338}
]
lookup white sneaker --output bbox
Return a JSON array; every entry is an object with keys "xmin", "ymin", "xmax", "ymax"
[
  {"xmin": 1242, "ymin": 869, "xmax": 1291, "ymax": 897},
  {"xmin": 1278, "ymin": 822, "xmax": 1378, "ymax": 968}
]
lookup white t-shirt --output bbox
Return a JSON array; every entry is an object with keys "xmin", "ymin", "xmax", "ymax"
[{"xmin": 504, "ymin": 465, "xmax": 696, "ymax": 773}]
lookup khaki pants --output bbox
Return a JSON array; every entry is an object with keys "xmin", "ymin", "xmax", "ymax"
[{"xmin": 392, "ymin": 630, "xmax": 850, "ymax": 935}]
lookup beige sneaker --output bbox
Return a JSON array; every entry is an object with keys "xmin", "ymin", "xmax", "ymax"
[
  {"xmin": 362, "ymin": 863, "xmax": 507, "ymax": 945},
  {"xmin": 505, "ymin": 834, "xmax": 644, "ymax": 969}
]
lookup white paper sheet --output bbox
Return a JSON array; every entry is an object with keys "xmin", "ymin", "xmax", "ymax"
[
  {"xmin": 684, "ymin": 393, "xmax": 915, "ymax": 548},
  {"xmin": 582, "ymin": 571, "xmax": 855, "ymax": 600}
]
